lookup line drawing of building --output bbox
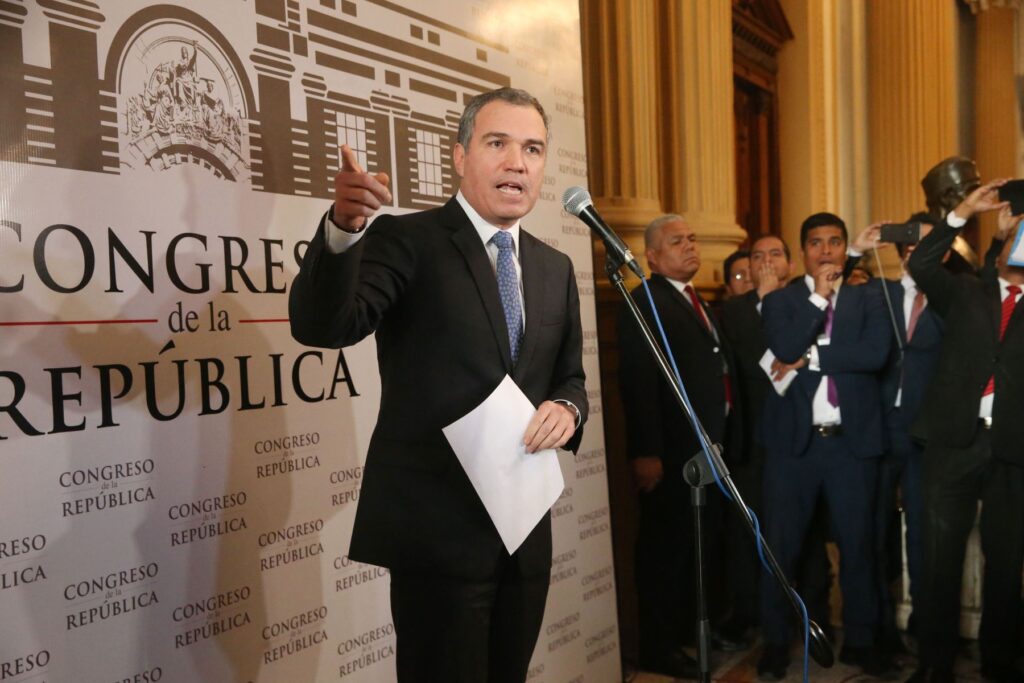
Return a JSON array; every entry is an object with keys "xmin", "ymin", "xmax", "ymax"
[{"xmin": 0, "ymin": 0, "xmax": 515, "ymax": 210}]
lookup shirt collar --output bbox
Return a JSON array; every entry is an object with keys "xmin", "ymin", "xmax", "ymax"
[
  {"xmin": 661, "ymin": 275, "xmax": 694, "ymax": 296},
  {"xmin": 999, "ymin": 276, "xmax": 1022, "ymax": 300},
  {"xmin": 900, "ymin": 270, "xmax": 916, "ymax": 293},
  {"xmin": 456, "ymin": 191, "xmax": 521, "ymax": 255}
]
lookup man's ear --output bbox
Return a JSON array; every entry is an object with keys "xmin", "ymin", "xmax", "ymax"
[{"xmin": 453, "ymin": 143, "xmax": 466, "ymax": 178}]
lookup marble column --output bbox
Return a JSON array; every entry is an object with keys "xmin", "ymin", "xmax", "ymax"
[
  {"xmin": 867, "ymin": 0, "xmax": 959, "ymax": 225},
  {"xmin": 974, "ymin": 6, "xmax": 1019, "ymax": 249},
  {"xmin": 659, "ymin": 0, "xmax": 747, "ymax": 288},
  {"xmin": 580, "ymin": 0, "xmax": 664, "ymax": 275}
]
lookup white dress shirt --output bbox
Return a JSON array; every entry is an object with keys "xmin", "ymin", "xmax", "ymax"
[{"xmin": 894, "ymin": 271, "xmax": 926, "ymax": 408}]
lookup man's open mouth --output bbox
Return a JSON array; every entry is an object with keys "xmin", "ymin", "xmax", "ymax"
[{"xmin": 497, "ymin": 182, "xmax": 524, "ymax": 195}]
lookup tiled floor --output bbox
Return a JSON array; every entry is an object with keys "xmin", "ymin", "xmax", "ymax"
[{"xmin": 626, "ymin": 635, "xmax": 988, "ymax": 683}]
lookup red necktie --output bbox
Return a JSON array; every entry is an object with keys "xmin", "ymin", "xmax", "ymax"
[
  {"xmin": 684, "ymin": 284, "xmax": 712, "ymax": 332},
  {"xmin": 684, "ymin": 284, "xmax": 733, "ymax": 408},
  {"xmin": 982, "ymin": 284, "xmax": 1021, "ymax": 396},
  {"xmin": 905, "ymin": 290, "xmax": 926, "ymax": 342}
]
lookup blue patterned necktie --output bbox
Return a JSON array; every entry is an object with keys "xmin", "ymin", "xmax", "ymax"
[{"xmin": 491, "ymin": 230, "xmax": 523, "ymax": 363}]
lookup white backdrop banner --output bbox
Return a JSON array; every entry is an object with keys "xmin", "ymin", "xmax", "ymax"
[{"xmin": 0, "ymin": 1, "xmax": 618, "ymax": 682}]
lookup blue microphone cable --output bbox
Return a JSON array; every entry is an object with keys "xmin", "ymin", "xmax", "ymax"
[{"xmin": 637, "ymin": 276, "xmax": 813, "ymax": 683}]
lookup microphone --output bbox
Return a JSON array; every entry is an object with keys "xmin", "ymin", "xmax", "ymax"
[{"xmin": 562, "ymin": 186, "xmax": 645, "ymax": 278}]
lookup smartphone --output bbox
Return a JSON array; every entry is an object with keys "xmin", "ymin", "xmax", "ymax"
[
  {"xmin": 879, "ymin": 222, "xmax": 922, "ymax": 244},
  {"xmin": 998, "ymin": 179, "xmax": 1024, "ymax": 215}
]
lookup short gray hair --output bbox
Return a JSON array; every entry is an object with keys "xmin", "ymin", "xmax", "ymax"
[
  {"xmin": 457, "ymin": 87, "xmax": 550, "ymax": 148},
  {"xmin": 644, "ymin": 214, "xmax": 687, "ymax": 250}
]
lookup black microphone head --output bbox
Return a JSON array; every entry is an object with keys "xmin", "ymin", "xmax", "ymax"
[{"xmin": 562, "ymin": 186, "xmax": 593, "ymax": 216}]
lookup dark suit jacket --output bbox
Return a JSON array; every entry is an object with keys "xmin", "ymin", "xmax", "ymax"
[
  {"xmin": 618, "ymin": 274, "xmax": 741, "ymax": 472},
  {"xmin": 909, "ymin": 225, "xmax": 1024, "ymax": 461},
  {"xmin": 289, "ymin": 197, "xmax": 588, "ymax": 579},
  {"xmin": 870, "ymin": 278, "xmax": 945, "ymax": 436},
  {"xmin": 760, "ymin": 279, "xmax": 891, "ymax": 459},
  {"xmin": 721, "ymin": 289, "xmax": 770, "ymax": 464}
]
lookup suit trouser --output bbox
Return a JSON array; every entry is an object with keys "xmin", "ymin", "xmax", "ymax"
[
  {"xmin": 917, "ymin": 429, "xmax": 1024, "ymax": 673},
  {"xmin": 874, "ymin": 418, "xmax": 924, "ymax": 637},
  {"xmin": 760, "ymin": 433, "xmax": 879, "ymax": 648},
  {"xmin": 389, "ymin": 555, "xmax": 549, "ymax": 683},
  {"xmin": 635, "ymin": 475, "xmax": 724, "ymax": 663},
  {"xmin": 726, "ymin": 456, "xmax": 832, "ymax": 630}
]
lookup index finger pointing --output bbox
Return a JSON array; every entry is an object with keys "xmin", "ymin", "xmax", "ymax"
[{"xmin": 339, "ymin": 144, "xmax": 364, "ymax": 174}]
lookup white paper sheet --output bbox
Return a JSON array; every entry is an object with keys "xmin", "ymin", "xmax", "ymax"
[
  {"xmin": 760, "ymin": 349, "xmax": 798, "ymax": 396},
  {"xmin": 442, "ymin": 375, "xmax": 566, "ymax": 554}
]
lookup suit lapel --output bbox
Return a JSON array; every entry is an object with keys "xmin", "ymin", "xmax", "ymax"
[
  {"xmin": 446, "ymin": 202, "xmax": 514, "ymax": 373},
  {"xmin": 831, "ymin": 284, "xmax": 855, "ymax": 341},
  {"xmin": 891, "ymin": 282, "xmax": 908, "ymax": 347},
  {"xmin": 985, "ymin": 279, "xmax": 1003, "ymax": 344},
  {"xmin": 654, "ymin": 274, "xmax": 716, "ymax": 343},
  {"xmin": 513, "ymin": 231, "xmax": 544, "ymax": 381}
]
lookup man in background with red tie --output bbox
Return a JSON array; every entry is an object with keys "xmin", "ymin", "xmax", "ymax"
[
  {"xmin": 906, "ymin": 181, "xmax": 1024, "ymax": 683},
  {"xmin": 756, "ymin": 213, "xmax": 893, "ymax": 679},
  {"xmin": 617, "ymin": 214, "xmax": 742, "ymax": 679}
]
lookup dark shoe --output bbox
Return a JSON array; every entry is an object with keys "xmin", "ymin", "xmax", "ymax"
[
  {"xmin": 839, "ymin": 645, "xmax": 898, "ymax": 678},
  {"xmin": 981, "ymin": 664, "xmax": 1024, "ymax": 683},
  {"xmin": 640, "ymin": 649, "xmax": 700, "ymax": 680},
  {"xmin": 758, "ymin": 643, "xmax": 790, "ymax": 681},
  {"xmin": 711, "ymin": 623, "xmax": 751, "ymax": 652},
  {"xmin": 880, "ymin": 625, "xmax": 908, "ymax": 656},
  {"xmin": 905, "ymin": 666, "xmax": 954, "ymax": 683}
]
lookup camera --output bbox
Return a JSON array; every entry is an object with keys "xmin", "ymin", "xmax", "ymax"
[{"xmin": 879, "ymin": 222, "xmax": 923, "ymax": 244}]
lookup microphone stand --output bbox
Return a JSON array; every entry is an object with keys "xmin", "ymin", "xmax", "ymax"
[{"xmin": 604, "ymin": 251, "xmax": 834, "ymax": 682}]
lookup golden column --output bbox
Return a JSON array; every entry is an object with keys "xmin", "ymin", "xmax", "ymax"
[
  {"xmin": 659, "ymin": 0, "xmax": 747, "ymax": 289},
  {"xmin": 778, "ymin": 0, "xmax": 846, "ymax": 261},
  {"xmin": 974, "ymin": 6, "xmax": 1019, "ymax": 249},
  {"xmin": 580, "ymin": 0, "xmax": 664, "ymax": 273},
  {"xmin": 579, "ymin": 1, "xmax": 665, "ymax": 662},
  {"xmin": 867, "ymin": 0, "xmax": 959, "ymax": 226}
]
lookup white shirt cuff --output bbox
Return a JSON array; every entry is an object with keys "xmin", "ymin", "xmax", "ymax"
[
  {"xmin": 324, "ymin": 208, "xmax": 369, "ymax": 254},
  {"xmin": 946, "ymin": 211, "xmax": 967, "ymax": 229},
  {"xmin": 808, "ymin": 292, "xmax": 829, "ymax": 310},
  {"xmin": 808, "ymin": 345, "xmax": 821, "ymax": 372},
  {"xmin": 848, "ymin": 247, "xmax": 863, "ymax": 258}
]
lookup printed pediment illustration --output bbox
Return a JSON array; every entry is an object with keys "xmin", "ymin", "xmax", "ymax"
[{"xmin": 119, "ymin": 29, "xmax": 250, "ymax": 181}]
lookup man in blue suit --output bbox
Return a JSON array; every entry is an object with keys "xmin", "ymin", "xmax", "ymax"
[
  {"xmin": 757, "ymin": 213, "xmax": 893, "ymax": 679},
  {"xmin": 845, "ymin": 219, "xmax": 947, "ymax": 654}
]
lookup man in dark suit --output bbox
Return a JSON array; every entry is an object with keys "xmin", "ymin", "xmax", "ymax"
[
  {"xmin": 842, "ymin": 220, "xmax": 948, "ymax": 653},
  {"xmin": 617, "ymin": 214, "xmax": 740, "ymax": 678},
  {"xmin": 289, "ymin": 88, "xmax": 587, "ymax": 683},
  {"xmin": 872, "ymin": 226, "xmax": 947, "ymax": 653},
  {"xmin": 907, "ymin": 182, "xmax": 1024, "ymax": 683},
  {"xmin": 757, "ymin": 213, "xmax": 893, "ymax": 678},
  {"xmin": 720, "ymin": 234, "xmax": 832, "ymax": 643}
]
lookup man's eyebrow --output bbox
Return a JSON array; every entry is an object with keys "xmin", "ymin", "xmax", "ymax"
[{"xmin": 480, "ymin": 131, "xmax": 546, "ymax": 148}]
